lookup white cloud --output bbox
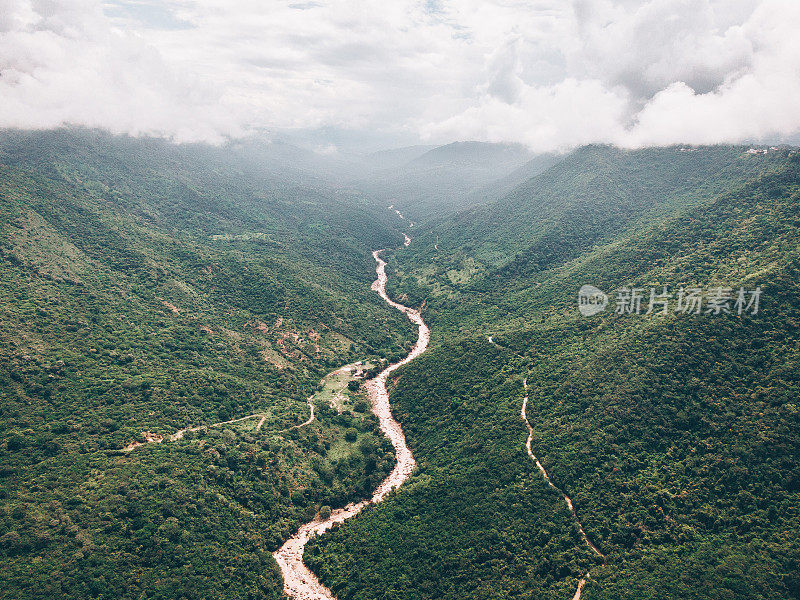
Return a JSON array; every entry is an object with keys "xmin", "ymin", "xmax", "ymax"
[
  {"xmin": 0, "ymin": 0, "xmax": 239, "ymax": 142},
  {"xmin": 420, "ymin": 78, "xmax": 631, "ymax": 152},
  {"xmin": 0, "ymin": 0, "xmax": 798, "ymax": 149},
  {"xmin": 620, "ymin": 0, "xmax": 800, "ymax": 146}
]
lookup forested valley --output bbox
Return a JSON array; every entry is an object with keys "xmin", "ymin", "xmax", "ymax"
[{"xmin": 1, "ymin": 132, "xmax": 798, "ymax": 600}]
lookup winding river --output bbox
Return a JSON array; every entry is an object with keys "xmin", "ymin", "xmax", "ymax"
[{"xmin": 273, "ymin": 247, "xmax": 430, "ymax": 600}]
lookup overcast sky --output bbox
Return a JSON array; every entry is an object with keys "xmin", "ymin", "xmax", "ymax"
[{"xmin": 1, "ymin": 0, "xmax": 799, "ymax": 151}]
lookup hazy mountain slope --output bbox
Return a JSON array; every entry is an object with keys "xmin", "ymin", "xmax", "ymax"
[
  {"xmin": 0, "ymin": 130, "xmax": 415, "ymax": 599},
  {"xmin": 307, "ymin": 151, "xmax": 800, "ymax": 599},
  {"xmin": 462, "ymin": 152, "xmax": 563, "ymax": 206},
  {"xmin": 357, "ymin": 141, "xmax": 535, "ymax": 220},
  {"xmin": 359, "ymin": 145, "xmax": 437, "ymax": 173}
]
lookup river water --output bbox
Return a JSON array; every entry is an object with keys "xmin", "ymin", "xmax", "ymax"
[{"xmin": 273, "ymin": 248, "xmax": 430, "ymax": 600}]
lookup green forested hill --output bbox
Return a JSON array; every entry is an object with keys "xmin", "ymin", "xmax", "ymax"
[
  {"xmin": 389, "ymin": 146, "xmax": 788, "ymax": 310},
  {"xmin": 0, "ymin": 129, "xmax": 415, "ymax": 599},
  {"xmin": 307, "ymin": 149, "xmax": 800, "ymax": 599}
]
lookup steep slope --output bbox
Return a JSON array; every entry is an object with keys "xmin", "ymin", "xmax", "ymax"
[
  {"xmin": 395, "ymin": 146, "xmax": 788, "ymax": 310},
  {"xmin": 0, "ymin": 129, "xmax": 416, "ymax": 599},
  {"xmin": 307, "ymin": 149, "xmax": 800, "ymax": 599}
]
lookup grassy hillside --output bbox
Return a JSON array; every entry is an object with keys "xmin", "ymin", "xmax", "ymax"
[
  {"xmin": 307, "ymin": 148, "xmax": 800, "ymax": 599},
  {"xmin": 0, "ymin": 129, "xmax": 415, "ymax": 599}
]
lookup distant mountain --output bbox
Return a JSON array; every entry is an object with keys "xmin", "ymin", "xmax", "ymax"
[
  {"xmin": 356, "ymin": 141, "xmax": 537, "ymax": 220},
  {"xmin": 462, "ymin": 152, "xmax": 564, "ymax": 206},
  {"xmin": 360, "ymin": 145, "xmax": 437, "ymax": 173}
]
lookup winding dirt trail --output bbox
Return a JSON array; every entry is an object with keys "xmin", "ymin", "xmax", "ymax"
[
  {"xmin": 521, "ymin": 378, "xmax": 602, "ymax": 555},
  {"xmin": 273, "ymin": 248, "xmax": 429, "ymax": 600},
  {"xmin": 284, "ymin": 397, "xmax": 315, "ymax": 431},
  {"xmin": 123, "ymin": 389, "xmax": 318, "ymax": 451},
  {"xmin": 122, "ymin": 413, "xmax": 267, "ymax": 451},
  {"xmin": 490, "ymin": 335, "xmax": 604, "ymax": 599},
  {"xmin": 522, "ymin": 378, "xmax": 604, "ymax": 599}
]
